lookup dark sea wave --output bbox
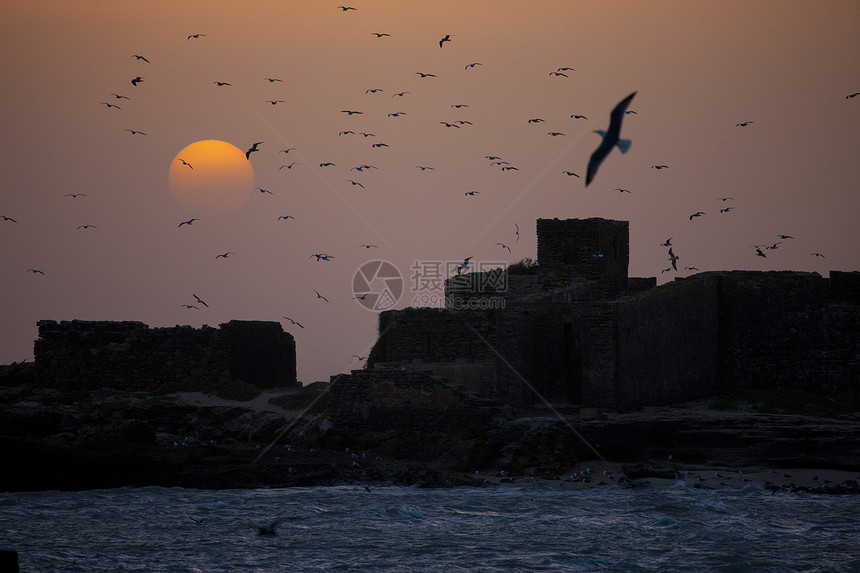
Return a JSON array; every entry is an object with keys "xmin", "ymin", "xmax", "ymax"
[{"xmin": 1, "ymin": 484, "xmax": 859, "ymax": 572}]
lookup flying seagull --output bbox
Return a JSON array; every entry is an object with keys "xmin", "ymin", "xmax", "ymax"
[
  {"xmin": 496, "ymin": 242, "xmax": 511, "ymax": 253},
  {"xmin": 416, "ymin": 72, "xmax": 436, "ymax": 78},
  {"xmin": 265, "ymin": 77, "xmax": 283, "ymax": 82},
  {"xmin": 528, "ymin": 118, "xmax": 545, "ymax": 123},
  {"xmin": 652, "ymin": 164, "xmax": 669, "ymax": 169},
  {"xmin": 131, "ymin": 54, "xmax": 150, "ymax": 63},
  {"xmin": 123, "ymin": 129, "xmax": 146, "ymax": 135},
  {"xmin": 689, "ymin": 211, "xmax": 706, "ymax": 220},
  {"xmin": 187, "ymin": 33, "xmax": 206, "ymax": 39},
  {"xmin": 514, "ymin": 222, "xmax": 519, "ymax": 242},
  {"xmin": 347, "ymin": 179, "xmax": 365, "ymax": 188},
  {"xmin": 277, "ymin": 215, "xmax": 295, "ymax": 221},
  {"xmin": 668, "ymin": 248, "xmax": 679, "ymax": 270},
  {"xmin": 585, "ymin": 92, "xmax": 636, "ymax": 187},
  {"xmin": 846, "ymin": 92, "xmax": 859, "ymax": 99},
  {"xmin": 457, "ymin": 257, "xmax": 473, "ymax": 275},
  {"xmin": 266, "ymin": 100, "xmax": 285, "ymax": 105},
  {"xmin": 439, "ymin": 34, "xmax": 452, "ymax": 47},
  {"xmin": 27, "ymin": 268, "xmax": 45, "ymax": 275},
  {"xmin": 101, "ymin": 102, "xmax": 121, "ymax": 109},
  {"xmin": 178, "ymin": 218, "xmax": 199, "ymax": 227},
  {"xmin": 337, "ymin": 5, "xmax": 356, "ymax": 10},
  {"xmin": 549, "ymin": 71, "xmax": 568, "ymax": 77},
  {"xmin": 181, "ymin": 304, "xmax": 199, "ymax": 310},
  {"xmin": 570, "ymin": 114, "xmax": 588, "ymax": 120},
  {"xmin": 213, "ymin": 81, "xmax": 231, "ymax": 86},
  {"xmin": 660, "ymin": 237, "xmax": 673, "ymax": 246},
  {"xmin": 279, "ymin": 163, "xmax": 300, "ymax": 170},
  {"xmin": 1, "ymin": 216, "xmax": 18, "ymax": 222},
  {"xmin": 110, "ymin": 93, "xmax": 129, "ymax": 99},
  {"xmin": 215, "ymin": 252, "xmax": 235, "ymax": 259},
  {"xmin": 313, "ymin": 289, "xmax": 330, "ymax": 302},
  {"xmin": 131, "ymin": 77, "xmax": 143, "ymax": 86},
  {"xmin": 351, "ymin": 355, "xmax": 367, "ymax": 361},
  {"xmin": 193, "ymin": 294, "xmax": 209, "ymax": 307},
  {"xmin": 283, "ymin": 317, "xmax": 304, "ymax": 328},
  {"xmin": 255, "ymin": 187, "xmax": 272, "ymax": 194},
  {"xmin": 465, "ymin": 62, "xmax": 481, "ymax": 69},
  {"xmin": 76, "ymin": 224, "xmax": 97, "ymax": 230},
  {"xmin": 563, "ymin": 171, "xmax": 580, "ymax": 178},
  {"xmin": 736, "ymin": 121, "xmax": 754, "ymax": 127},
  {"xmin": 360, "ymin": 244, "xmax": 377, "ymax": 248},
  {"xmin": 177, "ymin": 158, "xmax": 193, "ymax": 169},
  {"xmin": 63, "ymin": 193, "xmax": 86, "ymax": 198},
  {"xmin": 246, "ymin": 141, "xmax": 263, "ymax": 159},
  {"xmin": 371, "ymin": 32, "xmax": 390, "ymax": 37},
  {"xmin": 465, "ymin": 191, "xmax": 479, "ymax": 196}
]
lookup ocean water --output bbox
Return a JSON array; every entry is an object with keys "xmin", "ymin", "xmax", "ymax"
[{"xmin": 1, "ymin": 484, "xmax": 858, "ymax": 572}]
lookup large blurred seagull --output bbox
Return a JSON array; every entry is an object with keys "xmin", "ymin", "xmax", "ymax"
[{"xmin": 585, "ymin": 92, "xmax": 636, "ymax": 187}]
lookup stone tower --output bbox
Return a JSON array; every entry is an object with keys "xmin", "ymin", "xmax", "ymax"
[{"xmin": 536, "ymin": 218, "xmax": 629, "ymax": 283}]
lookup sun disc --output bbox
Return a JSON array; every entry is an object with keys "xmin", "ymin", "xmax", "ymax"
[{"xmin": 168, "ymin": 140, "xmax": 254, "ymax": 216}]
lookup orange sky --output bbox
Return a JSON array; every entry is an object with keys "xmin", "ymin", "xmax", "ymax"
[{"xmin": 1, "ymin": 1, "xmax": 859, "ymax": 383}]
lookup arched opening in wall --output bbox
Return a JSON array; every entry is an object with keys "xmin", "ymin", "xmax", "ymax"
[
  {"xmin": 526, "ymin": 308, "xmax": 587, "ymax": 405},
  {"xmin": 562, "ymin": 322, "xmax": 583, "ymax": 403}
]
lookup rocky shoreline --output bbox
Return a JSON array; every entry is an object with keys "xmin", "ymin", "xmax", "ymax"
[{"xmin": 2, "ymin": 382, "xmax": 859, "ymax": 494}]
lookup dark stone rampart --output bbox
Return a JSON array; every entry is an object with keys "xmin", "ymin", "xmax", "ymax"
[{"xmin": 34, "ymin": 319, "xmax": 296, "ymax": 391}]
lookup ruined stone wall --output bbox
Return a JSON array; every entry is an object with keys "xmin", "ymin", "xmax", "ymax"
[
  {"xmin": 34, "ymin": 320, "xmax": 297, "ymax": 391},
  {"xmin": 380, "ymin": 308, "xmax": 496, "ymax": 364},
  {"xmin": 615, "ymin": 275, "xmax": 721, "ymax": 409},
  {"xmin": 716, "ymin": 271, "xmax": 858, "ymax": 393}
]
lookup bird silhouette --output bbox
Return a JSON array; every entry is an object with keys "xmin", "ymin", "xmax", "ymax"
[
  {"xmin": 178, "ymin": 218, "xmax": 199, "ymax": 227},
  {"xmin": 1, "ymin": 216, "xmax": 18, "ymax": 222},
  {"xmin": 337, "ymin": 5, "xmax": 356, "ymax": 10},
  {"xmin": 360, "ymin": 244, "xmax": 377, "ymax": 248},
  {"xmin": 265, "ymin": 77, "xmax": 283, "ymax": 82},
  {"xmin": 319, "ymin": 162, "xmax": 335, "ymax": 167},
  {"xmin": 668, "ymin": 248, "xmax": 679, "ymax": 270},
  {"xmin": 131, "ymin": 54, "xmax": 150, "ymax": 63},
  {"xmin": 266, "ymin": 100, "xmax": 285, "ymax": 105},
  {"xmin": 736, "ymin": 121, "xmax": 754, "ymax": 127},
  {"xmin": 366, "ymin": 88, "xmax": 383, "ymax": 94},
  {"xmin": 283, "ymin": 317, "xmax": 304, "ymax": 328},
  {"xmin": 457, "ymin": 257, "xmax": 473, "ymax": 274},
  {"xmin": 465, "ymin": 191, "xmax": 479, "ymax": 196},
  {"xmin": 439, "ymin": 34, "xmax": 452, "ymax": 47},
  {"xmin": 279, "ymin": 163, "xmax": 300, "ymax": 170},
  {"xmin": 528, "ymin": 118, "xmax": 545, "ymax": 123},
  {"xmin": 465, "ymin": 62, "xmax": 481, "ymax": 69},
  {"xmin": 563, "ymin": 171, "xmax": 580, "ymax": 177},
  {"xmin": 76, "ymin": 224, "xmax": 97, "ymax": 230},
  {"xmin": 387, "ymin": 112, "xmax": 406, "ymax": 117},
  {"xmin": 213, "ymin": 81, "xmax": 231, "ymax": 86},
  {"xmin": 660, "ymin": 237, "xmax": 673, "ymax": 246},
  {"xmin": 514, "ymin": 223, "xmax": 519, "ymax": 242},
  {"xmin": 371, "ymin": 143, "xmax": 389, "ymax": 148},
  {"xmin": 177, "ymin": 158, "xmax": 193, "ymax": 169},
  {"xmin": 187, "ymin": 33, "xmax": 206, "ymax": 39},
  {"xmin": 246, "ymin": 141, "xmax": 263, "ymax": 159},
  {"xmin": 689, "ymin": 211, "xmax": 706, "ymax": 220},
  {"xmin": 347, "ymin": 179, "xmax": 365, "ymax": 188},
  {"xmin": 416, "ymin": 72, "xmax": 436, "ymax": 78},
  {"xmin": 652, "ymin": 165, "xmax": 669, "ymax": 169},
  {"xmin": 549, "ymin": 71, "xmax": 568, "ymax": 77},
  {"xmin": 585, "ymin": 91, "xmax": 636, "ymax": 187},
  {"xmin": 341, "ymin": 110, "xmax": 363, "ymax": 115},
  {"xmin": 393, "ymin": 91, "xmax": 410, "ymax": 97},
  {"xmin": 277, "ymin": 215, "xmax": 295, "ymax": 221},
  {"xmin": 314, "ymin": 290, "xmax": 330, "ymax": 302},
  {"xmin": 256, "ymin": 187, "xmax": 272, "ymax": 194},
  {"xmin": 181, "ymin": 304, "xmax": 200, "ymax": 310},
  {"xmin": 570, "ymin": 114, "xmax": 588, "ymax": 120},
  {"xmin": 496, "ymin": 242, "xmax": 511, "ymax": 253},
  {"xmin": 193, "ymin": 294, "xmax": 209, "ymax": 307},
  {"xmin": 63, "ymin": 194, "xmax": 86, "ymax": 198},
  {"xmin": 101, "ymin": 102, "xmax": 121, "ymax": 109},
  {"xmin": 371, "ymin": 32, "xmax": 390, "ymax": 37},
  {"xmin": 215, "ymin": 252, "xmax": 235, "ymax": 259},
  {"xmin": 847, "ymin": 92, "xmax": 859, "ymax": 99},
  {"xmin": 27, "ymin": 268, "xmax": 45, "ymax": 275},
  {"xmin": 110, "ymin": 93, "xmax": 129, "ymax": 99},
  {"xmin": 123, "ymin": 129, "xmax": 146, "ymax": 135}
]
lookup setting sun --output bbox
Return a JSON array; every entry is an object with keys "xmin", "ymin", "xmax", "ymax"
[{"xmin": 168, "ymin": 140, "xmax": 254, "ymax": 216}]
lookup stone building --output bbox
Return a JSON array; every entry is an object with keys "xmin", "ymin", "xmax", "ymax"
[
  {"xmin": 360, "ymin": 218, "xmax": 860, "ymax": 410},
  {"xmin": 34, "ymin": 319, "xmax": 297, "ymax": 391}
]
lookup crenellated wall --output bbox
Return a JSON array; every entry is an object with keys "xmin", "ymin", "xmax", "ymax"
[{"xmin": 34, "ymin": 319, "xmax": 297, "ymax": 391}]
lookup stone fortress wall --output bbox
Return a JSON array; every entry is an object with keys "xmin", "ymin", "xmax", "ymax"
[{"xmin": 34, "ymin": 319, "xmax": 297, "ymax": 391}]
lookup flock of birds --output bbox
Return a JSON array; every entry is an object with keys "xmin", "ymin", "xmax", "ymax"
[{"xmin": 3, "ymin": 4, "xmax": 855, "ymax": 374}]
